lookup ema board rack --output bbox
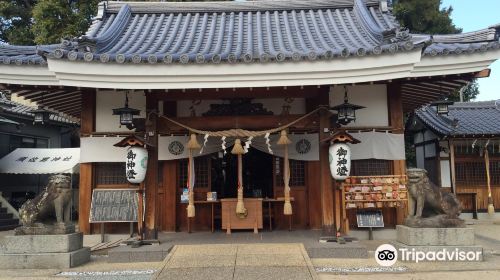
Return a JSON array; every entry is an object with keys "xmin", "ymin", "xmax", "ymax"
[{"xmin": 342, "ymin": 175, "xmax": 408, "ymax": 210}]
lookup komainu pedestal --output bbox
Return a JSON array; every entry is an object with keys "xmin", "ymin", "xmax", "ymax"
[
  {"xmin": 0, "ymin": 232, "xmax": 90, "ymax": 269},
  {"xmin": 0, "ymin": 175, "xmax": 90, "ymax": 268},
  {"xmin": 392, "ymin": 169, "xmax": 482, "ymax": 261}
]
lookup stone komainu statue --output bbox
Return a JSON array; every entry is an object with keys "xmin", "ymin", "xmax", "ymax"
[
  {"xmin": 19, "ymin": 174, "xmax": 72, "ymax": 226},
  {"xmin": 406, "ymin": 168, "xmax": 465, "ymax": 228}
]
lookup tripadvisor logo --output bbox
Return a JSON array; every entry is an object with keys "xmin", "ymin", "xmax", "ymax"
[{"xmin": 375, "ymin": 244, "xmax": 482, "ymax": 265}]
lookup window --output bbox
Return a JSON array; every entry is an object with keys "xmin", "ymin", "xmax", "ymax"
[
  {"xmin": 9, "ymin": 135, "xmax": 49, "ymax": 151},
  {"xmin": 456, "ymin": 160, "xmax": 500, "ymax": 186},
  {"xmin": 275, "ymin": 158, "xmax": 306, "ymax": 187},
  {"xmin": 178, "ymin": 156, "xmax": 210, "ymax": 189},
  {"xmin": 95, "ymin": 163, "xmax": 128, "ymax": 185},
  {"xmin": 351, "ymin": 159, "xmax": 393, "ymax": 176}
]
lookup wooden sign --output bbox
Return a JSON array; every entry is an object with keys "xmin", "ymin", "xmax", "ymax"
[
  {"xmin": 356, "ymin": 210, "xmax": 384, "ymax": 228},
  {"xmin": 90, "ymin": 189, "xmax": 139, "ymax": 223}
]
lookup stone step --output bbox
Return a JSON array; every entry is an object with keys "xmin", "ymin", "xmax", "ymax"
[
  {"xmin": 0, "ymin": 208, "xmax": 7, "ymax": 213},
  {"xmin": 0, "ymin": 213, "xmax": 13, "ymax": 219},
  {"xmin": 0, "ymin": 219, "xmax": 18, "ymax": 227}
]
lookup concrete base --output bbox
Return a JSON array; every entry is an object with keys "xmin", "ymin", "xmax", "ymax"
[
  {"xmin": 396, "ymin": 225, "xmax": 475, "ymax": 246},
  {"xmin": 0, "ymin": 232, "xmax": 90, "ymax": 268},
  {"xmin": 108, "ymin": 243, "xmax": 172, "ymax": 263},
  {"xmin": 0, "ymin": 247, "xmax": 90, "ymax": 269},
  {"xmin": 391, "ymin": 241, "xmax": 483, "ymax": 262},
  {"xmin": 0, "ymin": 232, "xmax": 83, "ymax": 253}
]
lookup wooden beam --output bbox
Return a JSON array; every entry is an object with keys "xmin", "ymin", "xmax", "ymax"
[
  {"xmin": 78, "ymin": 89, "xmax": 95, "ymax": 234},
  {"xmin": 158, "ymin": 114, "xmax": 318, "ymax": 132},
  {"xmin": 29, "ymin": 90, "xmax": 72, "ymax": 102},
  {"xmin": 150, "ymin": 86, "xmax": 322, "ymax": 100},
  {"xmin": 475, "ymin": 68, "xmax": 491, "ymax": 78}
]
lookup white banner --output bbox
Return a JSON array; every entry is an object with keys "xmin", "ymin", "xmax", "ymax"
[
  {"xmin": 348, "ymin": 131, "xmax": 405, "ymax": 160},
  {"xmin": 80, "ymin": 137, "xmax": 128, "ymax": 163},
  {"xmin": 158, "ymin": 134, "xmax": 320, "ymax": 161}
]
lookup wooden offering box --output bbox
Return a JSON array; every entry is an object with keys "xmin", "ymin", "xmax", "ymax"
[{"xmin": 221, "ymin": 198, "xmax": 263, "ymax": 234}]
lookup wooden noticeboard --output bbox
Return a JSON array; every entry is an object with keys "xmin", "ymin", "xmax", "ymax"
[{"xmin": 89, "ymin": 189, "xmax": 139, "ymax": 223}]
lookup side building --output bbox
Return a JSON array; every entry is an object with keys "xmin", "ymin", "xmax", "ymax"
[{"xmin": 408, "ymin": 100, "xmax": 500, "ymax": 217}]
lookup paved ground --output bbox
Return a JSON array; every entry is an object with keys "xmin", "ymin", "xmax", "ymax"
[
  {"xmin": 153, "ymin": 243, "xmax": 317, "ymax": 280},
  {"xmin": 0, "ymin": 218, "xmax": 499, "ymax": 279}
]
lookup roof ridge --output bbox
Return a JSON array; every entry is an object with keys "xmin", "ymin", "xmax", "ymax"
[{"xmin": 104, "ymin": 0, "xmax": 382, "ymax": 14}]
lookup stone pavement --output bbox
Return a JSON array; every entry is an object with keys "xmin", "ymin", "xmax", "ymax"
[{"xmin": 152, "ymin": 243, "xmax": 318, "ymax": 280}]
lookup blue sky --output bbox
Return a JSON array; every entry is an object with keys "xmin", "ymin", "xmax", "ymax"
[{"xmin": 441, "ymin": 0, "xmax": 500, "ymax": 101}]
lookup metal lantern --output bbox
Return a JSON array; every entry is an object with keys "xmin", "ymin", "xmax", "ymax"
[
  {"xmin": 431, "ymin": 100, "xmax": 454, "ymax": 115},
  {"xmin": 112, "ymin": 92, "xmax": 140, "ymax": 126},
  {"xmin": 125, "ymin": 146, "xmax": 148, "ymax": 184},
  {"xmin": 29, "ymin": 106, "xmax": 53, "ymax": 125},
  {"xmin": 330, "ymin": 86, "xmax": 365, "ymax": 125},
  {"xmin": 329, "ymin": 143, "xmax": 352, "ymax": 181}
]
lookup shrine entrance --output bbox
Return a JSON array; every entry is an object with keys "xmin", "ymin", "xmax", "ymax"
[{"xmin": 211, "ymin": 149, "xmax": 274, "ymax": 200}]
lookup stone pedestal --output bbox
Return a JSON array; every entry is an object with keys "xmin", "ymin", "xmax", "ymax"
[
  {"xmin": 392, "ymin": 225, "xmax": 483, "ymax": 262},
  {"xmin": 0, "ymin": 232, "xmax": 90, "ymax": 268}
]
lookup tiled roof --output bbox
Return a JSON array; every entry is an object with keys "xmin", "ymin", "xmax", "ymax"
[
  {"xmin": 0, "ymin": 44, "xmax": 58, "ymax": 65},
  {"xmin": 415, "ymin": 100, "xmax": 500, "ymax": 137},
  {"xmin": 0, "ymin": 97, "xmax": 77, "ymax": 125},
  {"xmin": 0, "ymin": 0, "xmax": 499, "ymax": 65}
]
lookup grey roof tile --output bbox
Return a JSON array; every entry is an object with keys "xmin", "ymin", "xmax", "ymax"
[
  {"xmin": 1, "ymin": 0, "xmax": 499, "ymax": 65},
  {"xmin": 415, "ymin": 100, "xmax": 500, "ymax": 137}
]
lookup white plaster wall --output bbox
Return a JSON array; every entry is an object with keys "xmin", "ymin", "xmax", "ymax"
[
  {"xmin": 176, "ymin": 98, "xmax": 306, "ymax": 117},
  {"xmin": 439, "ymin": 141, "xmax": 450, "ymax": 158},
  {"xmin": 329, "ymin": 85, "xmax": 388, "ymax": 127},
  {"xmin": 95, "ymin": 90, "xmax": 146, "ymax": 132},
  {"xmin": 424, "ymin": 143, "xmax": 436, "ymax": 158},
  {"xmin": 416, "ymin": 146, "xmax": 425, "ymax": 169},
  {"xmin": 440, "ymin": 160, "xmax": 451, "ymax": 188}
]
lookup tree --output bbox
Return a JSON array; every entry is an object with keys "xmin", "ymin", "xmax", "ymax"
[
  {"xmin": 393, "ymin": 0, "xmax": 461, "ymax": 34},
  {"xmin": 2, "ymin": 0, "xmax": 231, "ymax": 46},
  {"xmin": 0, "ymin": 0, "xmax": 36, "ymax": 45}
]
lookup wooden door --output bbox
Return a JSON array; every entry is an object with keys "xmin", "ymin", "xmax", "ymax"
[{"xmin": 273, "ymin": 157, "xmax": 309, "ymax": 229}]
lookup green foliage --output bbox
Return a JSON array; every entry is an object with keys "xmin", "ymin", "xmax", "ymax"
[
  {"xmin": 1, "ymin": 0, "xmax": 231, "ymax": 45},
  {"xmin": 393, "ymin": 0, "xmax": 462, "ymax": 34},
  {"xmin": 0, "ymin": 0, "xmax": 36, "ymax": 45},
  {"xmin": 31, "ymin": 0, "xmax": 99, "ymax": 45},
  {"xmin": 447, "ymin": 79, "xmax": 480, "ymax": 102}
]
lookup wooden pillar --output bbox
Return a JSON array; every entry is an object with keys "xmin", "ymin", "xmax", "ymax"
[
  {"xmin": 78, "ymin": 88, "xmax": 95, "ymax": 234},
  {"xmin": 144, "ymin": 94, "xmax": 159, "ymax": 239},
  {"xmin": 162, "ymin": 160, "xmax": 177, "ymax": 231},
  {"xmin": 449, "ymin": 140, "xmax": 457, "ymax": 193},
  {"xmin": 387, "ymin": 83, "xmax": 407, "ymax": 224},
  {"xmin": 318, "ymin": 86, "xmax": 335, "ymax": 235}
]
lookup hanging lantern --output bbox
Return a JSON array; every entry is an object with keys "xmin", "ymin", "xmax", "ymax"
[
  {"xmin": 29, "ymin": 106, "xmax": 53, "ymax": 125},
  {"xmin": 112, "ymin": 91, "xmax": 140, "ymax": 126},
  {"xmin": 125, "ymin": 146, "xmax": 148, "ymax": 184},
  {"xmin": 329, "ymin": 143, "xmax": 351, "ymax": 181},
  {"xmin": 431, "ymin": 100, "xmax": 454, "ymax": 115},
  {"xmin": 330, "ymin": 86, "xmax": 365, "ymax": 125},
  {"xmin": 322, "ymin": 131, "xmax": 359, "ymax": 181}
]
